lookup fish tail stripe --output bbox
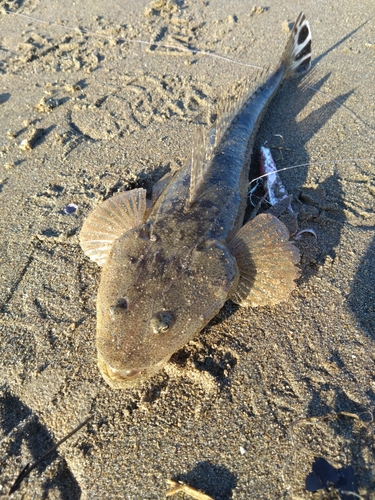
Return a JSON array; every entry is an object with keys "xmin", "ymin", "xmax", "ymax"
[{"xmin": 282, "ymin": 12, "xmax": 312, "ymax": 78}]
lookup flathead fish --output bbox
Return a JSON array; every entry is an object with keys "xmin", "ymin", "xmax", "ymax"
[{"xmin": 80, "ymin": 13, "xmax": 312, "ymax": 388}]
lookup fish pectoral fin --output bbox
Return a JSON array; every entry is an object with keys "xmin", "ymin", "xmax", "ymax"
[
  {"xmin": 228, "ymin": 214, "xmax": 300, "ymax": 307},
  {"xmin": 79, "ymin": 188, "xmax": 147, "ymax": 267}
]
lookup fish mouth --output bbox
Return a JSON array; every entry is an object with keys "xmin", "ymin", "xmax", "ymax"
[
  {"xmin": 97, "ymin": 352, "xmax": 171, "ymax": 389},
  {"xmin": 106, "ymin": 365, "xmax": 142, "ymax": 381},
  {"xmin": 99, "ymin": 359, "xmax": 143, "ymax": 386}
]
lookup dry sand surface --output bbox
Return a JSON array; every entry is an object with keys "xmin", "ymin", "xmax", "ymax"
[{"xmin": 1, "ymin": 0, "xmax": 375, "ymax": 498}]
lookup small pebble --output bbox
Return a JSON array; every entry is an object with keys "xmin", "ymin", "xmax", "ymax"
[{"xmin": 64, "ymin": 203, "xmax": 78, "ymax": 215}]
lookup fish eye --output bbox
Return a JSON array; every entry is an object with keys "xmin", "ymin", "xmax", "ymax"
[
  {"xmin": 109, "ymin": 298, "xmax": 128, "ymax": 321},
  {"xmin": 151, "ymin": 312, "xmax": 174, "ymax": 334},
  {"xmin": 115, "ymin": 298, "xmax": 128, "ymax": 309}
]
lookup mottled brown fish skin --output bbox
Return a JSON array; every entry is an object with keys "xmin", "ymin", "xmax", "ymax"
[{"xmin": 80, "ymin": 13, "xmax": 312, "ymax": 388}]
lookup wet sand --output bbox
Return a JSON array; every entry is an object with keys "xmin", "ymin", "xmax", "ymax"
[{"xmin": 1, "ymin": 0, "xmax": 375, "ymax": 498}]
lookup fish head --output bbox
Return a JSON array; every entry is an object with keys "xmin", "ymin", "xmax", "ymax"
[{"xmin": 95, "ymin": 224, "xmax": 238, "ymax": 388}]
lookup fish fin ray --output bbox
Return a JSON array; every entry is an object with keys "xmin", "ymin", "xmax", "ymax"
[
  {"xmin": 215, "ymin": 69, "xmax": 269, "ymax": 148},
  {"xmin": 282, "ymin": 12, "xmax": 312, "ymax": 78},
  {"xmin": 228, "ymin": 214, "xmax": 300, "ymax": 307},
  {"xmin": 189, "ymin": 127, "xmax": 209, "ymax": 205},
  {"xmin": 152, "ymin": 170, "xmax": 174, "ymax": 204},
  {"xmin": 80, "ymin": 188, "xmax": 147, "ymax": 266}
]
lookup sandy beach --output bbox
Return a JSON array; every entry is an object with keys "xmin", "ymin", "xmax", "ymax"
[{"xmin": 1, "ymin": 0, "xmax": 375, "ymax": 498}]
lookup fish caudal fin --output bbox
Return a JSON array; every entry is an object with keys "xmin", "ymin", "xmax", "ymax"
[
  {"xmin": 228, "ymin": 214, "xmax": 300, "ymax": 307},
  {"xmin": 281, "ymin": 12, "xmax": 312, "ymax": 79}
]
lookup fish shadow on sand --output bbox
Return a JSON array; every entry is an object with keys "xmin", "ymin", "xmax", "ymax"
[
  {"xmin": 255, "ymin": 69, "xmax": 375, "ymax": 491},
  {"xmin": 301, "ymin": 385, "xmax": 375, "ymax": 495},
  {"xmin": 172, "ymin": 461, "xmax": 237, "ymax": 500},
  {"xmin": 268, "ymin": 71, "xmax": 375, "ymax": 341},
  {"xmin": 254, "ymin": 72, "xmax": 352, "ymax": 274},
  {"xmin": 0, "ymin": 387, "xmax": 81, "ymax": 498},
  {"xmin": 347, "ymin": 236, "xmax": 375, "ymax": 340}
]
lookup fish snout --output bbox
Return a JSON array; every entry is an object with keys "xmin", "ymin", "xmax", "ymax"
[{"xmin": 97, "ymin": 351, "xmax": 171, "ymax": 389}]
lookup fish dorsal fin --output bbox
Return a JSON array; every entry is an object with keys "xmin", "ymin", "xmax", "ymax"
[
  {"xmin": 215, "ymin": 69, "xmax": 269, "ymax": 148},
  {"xmin": 228, "ymin": 214, "xmax": 300, "ymax": 307},
  {"xmin": 80, "ymin": 188, "xmax": 147, "ymax": 267},
  {"xmin": 189, "ymin": 127, "xmax": 210, "ymax": 205},
  {"xmin": 188, "ymin": 70, "xmax": 269, "ymax": 206},
  {"xmin": 152, "ymin": 170, "xmax": 174, "ymax": 204}
]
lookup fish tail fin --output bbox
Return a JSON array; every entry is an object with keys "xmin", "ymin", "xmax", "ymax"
[{"xmin": 281, "ymin": 12, "xmax": 312, "ymax": 79}]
